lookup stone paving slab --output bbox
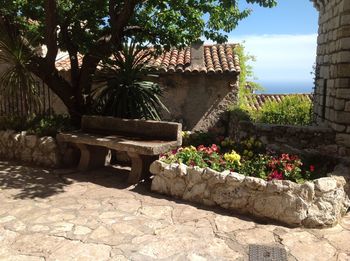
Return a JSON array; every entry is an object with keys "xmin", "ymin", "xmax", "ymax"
[{"xmin": 0, "ymin": 161, "xmax": 349, "ymax": 261}]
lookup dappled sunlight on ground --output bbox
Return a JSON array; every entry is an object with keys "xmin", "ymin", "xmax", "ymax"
[{"xmin": 0, "ymin": 161, "xmax": 349, "ymax": 260}]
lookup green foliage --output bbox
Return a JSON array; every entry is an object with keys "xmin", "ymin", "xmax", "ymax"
[
  {"xmin": 228, "ymin": 106, "xmax": 252, "ymax": 122},
  {"xmin": 93, "ymin": 41, "xmax": 168, "ymax": 120},
  {"xmin": 255, "ymin": 95, "xmax": 312, "ymax": 125},
  {"xmin": 234, "ymin": 44, "xmax": 264, "ymax": 105},
  {"xmin": 2, "ymin": 1, "xmax": 277, "ymax": 52},
  {"xmin": 0, "ymin": 27, "xmax": 40, "ymax": 115},
  {"xmin": 0, "ymin": 114, "xmax": 74, "ymax": 137},
  {"xmin": 182, "ymin": 131, "xmax": 218, "ymax": 147}
]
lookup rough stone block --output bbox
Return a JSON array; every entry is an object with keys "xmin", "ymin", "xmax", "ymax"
[
  {"xmin": 338, "ymin": 51, "xmax": 350, "ymax": 63},
  {"xmin": 336, "ymin": 88, "xmax": 350, "ymax": 99},
  {"xmin": 336, "ymin": 133, "xmax": 350, "ymax": 147},
  {"xmin": 339, "ymin": 37, "xmax": 350, "ymax": 50},
  {"xmin": 334, "ymin": 98, "xmax": 346, "ymax": 110},
  {"xmin": 332, "ymin": 122, "xmax": 347, "ymax": 132},
  {"xmin": 334, "ymin": 111, "xmax": 350, "ymax": 124},
  {"xmin": 335, "ymin": 78, "xmax": 350, "ymax": 88},
  {"xmin": 335, "ymin": 64, "xmax": 350, "ymax": 78},
  {"xmin": 341, "ymin": 14, "xmax": 350, "ymax": 25},
  {"xmin": 345, "ymin": 101, "xmax": 350, "ymax": 111},
  {"xmin": 337, "ymin": 25, "xmax": 350, "ymax": 38}
]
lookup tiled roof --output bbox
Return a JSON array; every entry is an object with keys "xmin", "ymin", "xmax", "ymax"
[
  {"xmin": 55, "ymin": 44, "xmax": 240, "ymax": 74},
  {"xmin": 244, "ymin": 94, "xmax": 313, "ymax": 111}
]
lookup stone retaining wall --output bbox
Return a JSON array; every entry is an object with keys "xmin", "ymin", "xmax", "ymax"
[
  {"xmin": 230, "ymin": 121, "xmax": 350, "ymax": 157},
  {"xmin": 150, "ymin": 160, "xmax": 350, "ymax": 228},
  {"xmin": 0, "ymin": 130, "xmax": 62, "ymax": 167}
]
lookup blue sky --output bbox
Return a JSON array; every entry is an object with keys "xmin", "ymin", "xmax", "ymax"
[{"xmin": 209, "ymin": 0, "xmax": 319, "ymax": 93}]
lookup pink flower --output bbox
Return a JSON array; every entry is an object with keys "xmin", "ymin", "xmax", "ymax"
[{"xmin": 310, "ymin": 165, "xmax": 315, "ymax": 172}]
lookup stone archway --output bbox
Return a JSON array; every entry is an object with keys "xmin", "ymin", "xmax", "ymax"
[{"xmin": 311, "ymin": 0, "xmax": 350, "ymax": 153}]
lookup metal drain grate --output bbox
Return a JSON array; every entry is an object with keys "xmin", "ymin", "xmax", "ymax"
[{"xmin": 249, "ymin": 245, "xmax": 288, "ymax": 261}]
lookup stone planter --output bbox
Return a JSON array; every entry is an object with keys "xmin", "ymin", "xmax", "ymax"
[
  {"xmin": 0, "ymin": 130, "xmax": 62, "ymax": 167},
  {"xmin": 150, "ymin": 160, "xmax": 350, "ymax": 228}
]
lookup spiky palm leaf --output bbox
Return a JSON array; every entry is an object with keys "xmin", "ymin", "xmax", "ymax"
[
  {"xmin": 93, "ymin": 40, "xmax": 168, "ymax": 120},
  {"xmin": 0, "ymin": 28, "xmax": 40, "ymax": 116}
]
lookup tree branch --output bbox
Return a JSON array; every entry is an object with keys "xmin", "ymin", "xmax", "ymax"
[
  {"xmin": 44, "ymin": 0, "xmax": 59, "ymax": 70},
  {"xmin": 60, "ymin": 21, "xmax": 79, "ymax": 87}
]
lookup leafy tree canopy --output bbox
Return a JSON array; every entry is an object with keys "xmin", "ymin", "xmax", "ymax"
[
  {"xmin": 0, "ymin": 0, "xmax": 277, "ymax": 122},
  {"xmin": 1, "ymin": 0, "xmax": 277, "ymax": 52}
]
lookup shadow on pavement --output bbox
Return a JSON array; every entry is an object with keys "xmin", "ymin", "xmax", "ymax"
[{"xmin": 0, "ymin": 161, "xmax": 69, "ymax": 199}]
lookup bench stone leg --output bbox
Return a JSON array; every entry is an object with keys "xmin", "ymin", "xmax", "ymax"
[
  {"xmin": 127, "ymin": 152, "xmax": 158, "ymax": 184},
  {"xmin": 76, "ymin": 144, "xmax": 108, "ymax": 171}
]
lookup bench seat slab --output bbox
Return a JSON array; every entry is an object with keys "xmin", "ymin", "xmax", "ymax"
[{"xmin": 57, "ymin": 131, "xmax": 179, "ymax": 156}]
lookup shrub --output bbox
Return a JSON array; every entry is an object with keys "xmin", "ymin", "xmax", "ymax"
[
  {"xmin": 255, "ymin": 95, "xmax": 312, "ymax": 125},
  {"xmin": 93, "ymin": 40, "xmax": 168, "ymax": 120},
  {"xmin": 0, "ymin": 114, "xmax": 73, "ymax": 137}
]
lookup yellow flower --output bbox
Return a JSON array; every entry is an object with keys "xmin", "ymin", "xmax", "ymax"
[
  {"xmin": 224, "ymin": 150, "xmax": 241, "ymax": 164},
  {"xmin": 181, "ymin": 131, "xmax": 191, "ymax": 138},
  {"xmin": 190, "ymin": 145, "xmax": 196, "ymax": 151}
]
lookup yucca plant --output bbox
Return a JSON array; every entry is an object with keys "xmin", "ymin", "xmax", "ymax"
[
  {"xmin": 0, "ymin": 27, "xmax": 40, "ymax": 116},
  {"xmin": 93, "ymin": 40, "xmax": 168, "ymax": 120}
]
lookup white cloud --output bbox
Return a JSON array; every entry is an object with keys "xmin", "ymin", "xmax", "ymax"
[{"xmin": 207, "ymin": 34, "xmax": 318, "ymax": 83}]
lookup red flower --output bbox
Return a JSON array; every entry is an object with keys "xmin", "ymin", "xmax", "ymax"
[
  {"xmin": 197, "ymin": 145, "xmax": 206, "ymax": 152},
  {"xmin": 268, "ymin": 170, "xmax": 284, "ymax": 181},
  {"xmin": 310, "ymin": 165, "xmax": 315, "ymax": 172},
  {"xmin": 211, "ymin": 144, "xmax": 219, "ymax": 152},
  {"xmin": 281, "ymin": 154, "xmax": 290, "ymax": 160},
  {"xmin": 285, "ymin": 163, "xmax": 294, "ymax": 172}
]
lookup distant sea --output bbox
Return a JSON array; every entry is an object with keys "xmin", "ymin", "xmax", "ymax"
[{"xmin": 255, "ymin": 81, "xmax": 313, "ymax": 94}]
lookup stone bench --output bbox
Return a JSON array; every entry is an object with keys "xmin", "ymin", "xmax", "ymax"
[{"xmin": 57, "ymin": 115, "xmax": 182, "ymax": 184}]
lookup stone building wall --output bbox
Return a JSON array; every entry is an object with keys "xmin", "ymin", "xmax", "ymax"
[
  {"xmin": 154, "ymin": 73, "xmax": 238, "ymax": 131},
  {"xmin": 55, "ymin": 72, "xmax": 238, "ymax": 132},
  {"xmin": 312, "ymin": 0, "xmax": 350, "ymax": 149}
]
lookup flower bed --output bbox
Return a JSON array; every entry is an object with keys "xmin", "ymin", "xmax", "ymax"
[{"xmin": 150, "ymin": 142, "xmax": 350, "ymax": 227}]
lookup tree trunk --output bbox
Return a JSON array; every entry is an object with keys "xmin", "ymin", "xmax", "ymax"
[{"xmin": 29, "ymin": 57, "xmax": 85, "ymax": 126}]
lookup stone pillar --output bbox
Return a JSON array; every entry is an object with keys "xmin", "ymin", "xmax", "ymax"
[
  {"xmin": 127, "ymin": 152, "xmax": 158, "ymax": 184},
  {"xmin": 312, "ymin": 0, "xmax": 350, "ymax": 154},
  {"xmin": 76, "ymin": 144, "xmax": 109, "ymax": 171}
]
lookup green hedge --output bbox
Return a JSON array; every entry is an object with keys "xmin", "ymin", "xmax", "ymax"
[{"xmin": 255, "ymin": 95, "xmax": 312, "ymax": 125}]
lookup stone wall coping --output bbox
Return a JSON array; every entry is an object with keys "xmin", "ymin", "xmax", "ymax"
[{"xmin": 239, "ymin": 121, "xmax": 334, "ymax": 134}]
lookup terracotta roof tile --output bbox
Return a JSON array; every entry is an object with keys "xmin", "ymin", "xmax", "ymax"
[
  {"xmin": 245, "ymin": 94, "xmax": 313, "ymax": 111},
  {"xmin": 55, "ymin": 44, "xmax": 240, "ymax": 74}
]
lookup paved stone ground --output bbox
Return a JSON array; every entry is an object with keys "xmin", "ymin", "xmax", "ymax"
[{"xmin": 0, "ymin": 161, "xmax": 349, "ymax": 261}]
